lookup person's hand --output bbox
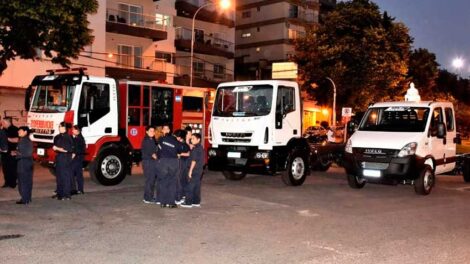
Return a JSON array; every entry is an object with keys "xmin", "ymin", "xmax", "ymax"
[
  {"xmin": 52, "ymin": 145, "xmax": 58, "ymax": 151},
  {"xmin": 188, "ymin": 171, "xmax": 192, "ymax": 180},
  {"xmin": 152, "ymin": 154, "xmax": 157, "ymax": 160},
  {"xmin": 10, "ymin": 150, "xmax": 17, "ymax": 156},
  {"xmin": 72, "ymin": 153, "xmax": 76, "ymax": 159}
]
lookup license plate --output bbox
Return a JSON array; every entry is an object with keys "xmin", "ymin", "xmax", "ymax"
[
  {"xmin": 363, "ymin": 169, "xmax": 381, "ymax": 178},
  {"xmin": 227, "ymin": 152, "xmax": 241, "ymax": 158},
  {"xmin": 37, "ymin": 148, "xmax": 45, "ymax": 156}
]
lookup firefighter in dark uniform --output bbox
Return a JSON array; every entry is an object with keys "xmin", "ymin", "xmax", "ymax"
[
  {"xmin": 1, "ymin": 117, "xmax": 19, "ymax": 188},
  {"xmin": 156, "ymin": 124, "xmax": 182, "ymax": 208},
  {"xmin": 142, "ymin": 126, "xmax": 158, "ymax": 204},
  {"xmin": 174, "ymin": 129, "xmax": 190, "ymax": 203},
  {"xmin": 71, "ymin": 125, "xmax": 86, "ymax": 195},
  {"xmin": 181, "ymin": 133, "xmax": 204, "ymax": 208},
  {"xmin": 52, "ymin": 122, "xmax": 73, "ymax": 200},
  {"xmin": 13, "ymin": 126, "xmax": 33, "ymax": 205}
]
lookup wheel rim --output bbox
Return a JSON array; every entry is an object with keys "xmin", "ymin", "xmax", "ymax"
[
  {"xmin": 101, "ymin": 155, "xmax": 122, "ymax": 180},
  {"xmin": 291, "ymin": 157, "xmax": 305, "ymax": 180},
  {"xmin": 423, "ymin": 170, "xmax": 433, "ymax": 191},
  {"xmin": 319, "ymin": 155, "xmax": 331, "ymax": 166}
]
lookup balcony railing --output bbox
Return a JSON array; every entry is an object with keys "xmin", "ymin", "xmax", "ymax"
[
  {"xmin": 107, "ymin": 55, "xmax": 169, "ymax": 73},
  {"xmin": 176, "ymin": 64, "xmax": 233, "ymax": 82},
  {"xmin": 175, "ymin": 27, "xmax": 234, "ymax": 58},
  {"xmin": 106, "ymin": 8, "xmax": 167, "ymax": 31}
]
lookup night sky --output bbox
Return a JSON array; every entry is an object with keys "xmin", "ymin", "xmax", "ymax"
[{"xmin": 371, "ymin": 0, "xmax": 470, "ymax": 76}]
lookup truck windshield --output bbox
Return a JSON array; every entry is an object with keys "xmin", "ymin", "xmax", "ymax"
[
  {"xmin": 213, "ymin": 85, "xmax": 273, "ymax": 117},
  {"xmin": 30, "ymin": 84, "xmax": 75, "ymax": 113},
  {"xmin": 359, "ymin": 107, "xmax": 430, "ymax": 132}
]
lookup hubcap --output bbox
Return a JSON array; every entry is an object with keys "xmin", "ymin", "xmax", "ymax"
[
  {"xmin": 424, "ymin": 170, "xmax": 433, "ymax": 191},
  {"xmin": 101, "ymin": 155, "xmax": 122, "ymax": 180},
  {"xmin": 291, "ymin": 157, "xmax": 305, "ymax": 180}
]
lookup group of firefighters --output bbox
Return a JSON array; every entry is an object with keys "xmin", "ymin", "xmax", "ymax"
[
  {"xmin": 142, "ymin": 125, "xmax": 204, "ymax": 208},
  {"xmin": 0, "ymin": 116, "xmax": 204, "ymax": 208}
]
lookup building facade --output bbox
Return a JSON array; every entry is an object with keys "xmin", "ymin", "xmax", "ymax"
[
  {"xmin": 173, "ymin": 0, "xmax": 235, "ymax": 88},
  {"xmin": 235, "ymin": 0, "xmax": 335, "ymax": 80}
]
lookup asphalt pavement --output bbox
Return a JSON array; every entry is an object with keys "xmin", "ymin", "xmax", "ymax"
[{"xmin": 1, "ymin": 164, "xmax": 470, "ymax": 264}]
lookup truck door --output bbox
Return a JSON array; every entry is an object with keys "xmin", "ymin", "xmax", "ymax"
[
  {"xmin": 78, "ymin": 81, "xmax": 117, "ymax": 143},
  {"xmin": 274, "ymin": 85, "xmax": 300, "ymax": 145},
  {"xmin": 443, "ymin": 107, "xmax": 457, "ymax": 172},
  {"xmin": 428, "ymin": 107, "xmax": 446, "ymax": 174},
  {"xmin": 126, "ymin": 85, "xmax": 150, "ymax": 149}
]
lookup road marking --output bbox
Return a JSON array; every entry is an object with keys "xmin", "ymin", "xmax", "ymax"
[{"xmin": 297, "ymin": 210, "xmax": 319, "ymax": 217}]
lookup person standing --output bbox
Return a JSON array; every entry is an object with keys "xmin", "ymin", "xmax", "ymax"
[
  {"xmin": 174, "ymin": 129, "xmax": 190, "ymax": 204},
  {"xmin": 13, "ymin": 126, "xmax": 33, "ymax": 205},
  {"xmin": 52, "ymin": 122, "xmax": 73, "ymax": 200},
  {"xmin": 71, "ymin": 125, "xmax": 86, "ymax": 195},
  {"xmin": 181, "ymin": 133, "xmax": 204, "ymax": 208},
  {"xmin": 142, "ymin": 126, "xmax": 158, "ymax": 204},
  {"xmin": 156, "ymin": 124, "xmax": 181, "ymax": 208},
  {"xmin": 1, "ymin": 117, "xmax": 19, "ymax": 188}
]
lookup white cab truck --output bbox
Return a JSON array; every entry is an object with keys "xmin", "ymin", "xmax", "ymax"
[
  {"xmin": 343, "ymin": 95, "xmax": 470, "ymax": 195},
  {"xmin": 207, "ymin": 80, "xmax": 344, "ymax": 186}
]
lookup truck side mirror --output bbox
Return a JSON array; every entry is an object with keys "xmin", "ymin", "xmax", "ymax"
[
  {"xmin": 347, "ymin": 121, "xmax": 357, "ymax": 135},
  {"xmin": 437, "ymin": 123, "xmax": 446, "ymax": 139},
  {"xmin": 275, "ymin": 113, "xmax": 283, "ymax": 129}
]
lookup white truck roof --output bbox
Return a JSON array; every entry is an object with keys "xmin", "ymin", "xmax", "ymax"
[
  {"xmin": 371, "ymin": 101, "xmax": 453, "ymax": 108},
  {"xmin": 218, "ymin": 80, "xmax": 298, "ymax": 88}
]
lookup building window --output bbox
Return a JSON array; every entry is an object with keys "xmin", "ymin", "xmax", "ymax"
[
  {"xmin": 155, "ymin": 13, "xmax": 171, "ymax": 27},
  {"xmin": 118, "ymin": 3, "xmax": 143, "ymax": 26},
  {"xmin": 214, "ymin": 64, "xmax": 225, "ymax": 79},
  {"xmin": 242, "ymin": 11, "xmax": 251, "ymax": 18},
  {"xmin": 241, "ymin": 32, "xmax": 251, "ymax": 38},
  {"xmin": 288, "ymin": 29, "xmax": 305, "ymax": 40},
  {"xmin": 193, "ymin": 61, "xmax": 204, "ymax": 77},
  {"xmin": 194, "ymin": 29, "xmax": 205, "ymax": 44},
  {"xmin": 288, "ymin": 4, "xmax": 299, "ymax": 18},
  {"xmin": 155, "ymin": 52, "xmax": 174, "ymax": 64},
  {"xmin": 257, "ymin": 27, "xmax": 260, "ymax": 32},
  {"xmin": 117, "ymin": 45, "xmax": 142, "ymax": 68}
]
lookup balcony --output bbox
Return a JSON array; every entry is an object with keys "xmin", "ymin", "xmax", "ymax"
[
  {"xmin": 175, "ymin": 27, "xmax": 234, "ymax": 59},
  {"xmin": 105, "ymin": 55, "xmax": 167, "ymax": 82},
  {"xmin": 174, "ymin": 65, "xmax": 233, "ymax": 88},
  {"xmin": 175, "ymin": 0, "xmax": 235, "ymax": 27},
  {"xmin": 106, "ymin": 8, "xmax": 168, "ymax": 41}
]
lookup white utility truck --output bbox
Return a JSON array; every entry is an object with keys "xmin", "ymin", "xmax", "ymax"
[
  {"xmin": 207, "ymin": 80, "xmax": 344, "ymax": 186},
  {"xmin": 343, "ymin": 84, "xmax": 470, "ymax": 195}
]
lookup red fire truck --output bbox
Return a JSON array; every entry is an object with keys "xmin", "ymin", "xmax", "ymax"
[{"xmin": 26, "ymin": 68, "xmax": 213, "ymax": 185}]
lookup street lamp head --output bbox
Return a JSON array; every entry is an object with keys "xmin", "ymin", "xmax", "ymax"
[
  {"xmin": 219, "ymin": 0, "xmax": 231, "ymax": 10},
  {"xmin": 452, "ymin": 57, "xmax": 464, "ymax": 69}
]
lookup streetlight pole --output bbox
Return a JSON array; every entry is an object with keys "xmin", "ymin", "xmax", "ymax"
[
  {"xmin": 190, "ymin": 2, "xmax": 213, "ymax": 87},
  {"xmin": 326, "ymin": 77, "xmax": 336, "ymax": 127}
]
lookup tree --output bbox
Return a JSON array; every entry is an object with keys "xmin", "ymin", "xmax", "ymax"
[
  {"xmin": 0, "ymin": 0, "xmax": 98, "ymax": 75},
  {"xmin": 408, "ymin": 48, "xmax": 439, "ymax": 99},
  {"xmin": 294, "ymin": 0, "xmax": 413, "ymax": 111}
]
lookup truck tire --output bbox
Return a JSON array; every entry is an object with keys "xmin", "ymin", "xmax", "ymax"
[
  {"xmin": 89, "ymin": 148, "xmax": 127, "ymax": 186},
  {"xmin": 222, "ymin": 171, "xmax": 247, "ymax": 181},
  {"xmin": 282, "ymin": 150, "xmax": 308, "ymax": 186},
  {"xmin": 463, "ymin": 157, "xmax": 470, "ymax": 183},
  {"xmin": 414, "ymin": 165, "xmax": 434, "ymax": 195},
  {"xmin": 347, "ymin": 174, "xmax": 366, "ymax": 189}
]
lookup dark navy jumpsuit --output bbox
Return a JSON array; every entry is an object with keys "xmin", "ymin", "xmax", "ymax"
[
  {"xmin": 185, "ymin": 143, "xmax": 204, "ymax": 205},
  {"xmin": 156, "ymin": 135, "xmax": 182, "ymax": 206},
  {"xmin": 1, "ymin": 125, "xmax": 18, "ymax": 188},
  {"xmin": 54, "ymin": 132, "xmax": 73, "ymax": 198},
  {"xmin": 176, "ymin": 142, "xmax": 190, "ymax": 201},
  {"xmin": 16, "ymin": 136, "xmax": 33, "ymax": 203},
  {"xmin": 141, "ymin": 135, "xmax": 158, "ymax": 202},
  {"xmin": 71, "ymin": 133, "xmax": 86, "ymax": 193}
]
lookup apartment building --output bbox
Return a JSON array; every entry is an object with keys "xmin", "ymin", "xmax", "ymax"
[
  {"xmin": 235, "ymin": 0, "xmax": 335, "ymax": 80},
  {"xmin": 173, "ymin": 0, "xmax": 235, "ymax": 88}
]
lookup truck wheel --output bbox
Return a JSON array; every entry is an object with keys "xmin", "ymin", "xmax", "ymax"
[
  {"xmin": 89, "ymin": 148, "xmax": 127, "ymax": 186},
  {"xmin": 414, "ymin": 165, "xmax": 434, "ymax": 195},
  {"xmin": 222, "ymin": 171, "xmax": 247, "ymax": 180},
  {"xmin": 282, "ymin": 150, "xmax": 308, "ymax": 186},
  {"xmin": 347, "ymin": 174, "xmax": 366, "ymax": 189},
  {"xmin": 463, "ymin": 157, "xmax": 470, "ymax": 183}
]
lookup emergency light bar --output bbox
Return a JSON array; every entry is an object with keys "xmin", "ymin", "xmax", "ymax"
[{"xmin": 46, "ymin": 67, "xmax": 88, "ymax": 75}]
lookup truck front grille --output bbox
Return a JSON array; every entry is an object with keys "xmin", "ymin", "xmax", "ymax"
[
  {"xmin": 221, "ymin": 132, "xmax": 252, "ymax": 143},
  {"xmin": 361, "ymin": 162, "xmax": 389, "ymax": 170}
]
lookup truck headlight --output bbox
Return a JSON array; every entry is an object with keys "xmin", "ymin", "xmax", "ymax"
[
  {"xmin": 345, "ymin": 139, "xmax": 353, "ymax": 154},
  {"xmin": 397, "ymin": 142, "xmax": 417, "ymax": 158}
]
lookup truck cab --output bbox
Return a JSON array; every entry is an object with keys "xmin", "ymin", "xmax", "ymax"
[
  {"xmin": 208, "ymin": 80, "xmax": 313, "ymax": 185},
  {"xmin": 344, "ymin": 96, "xmax": 459, "ymax": 195}
]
